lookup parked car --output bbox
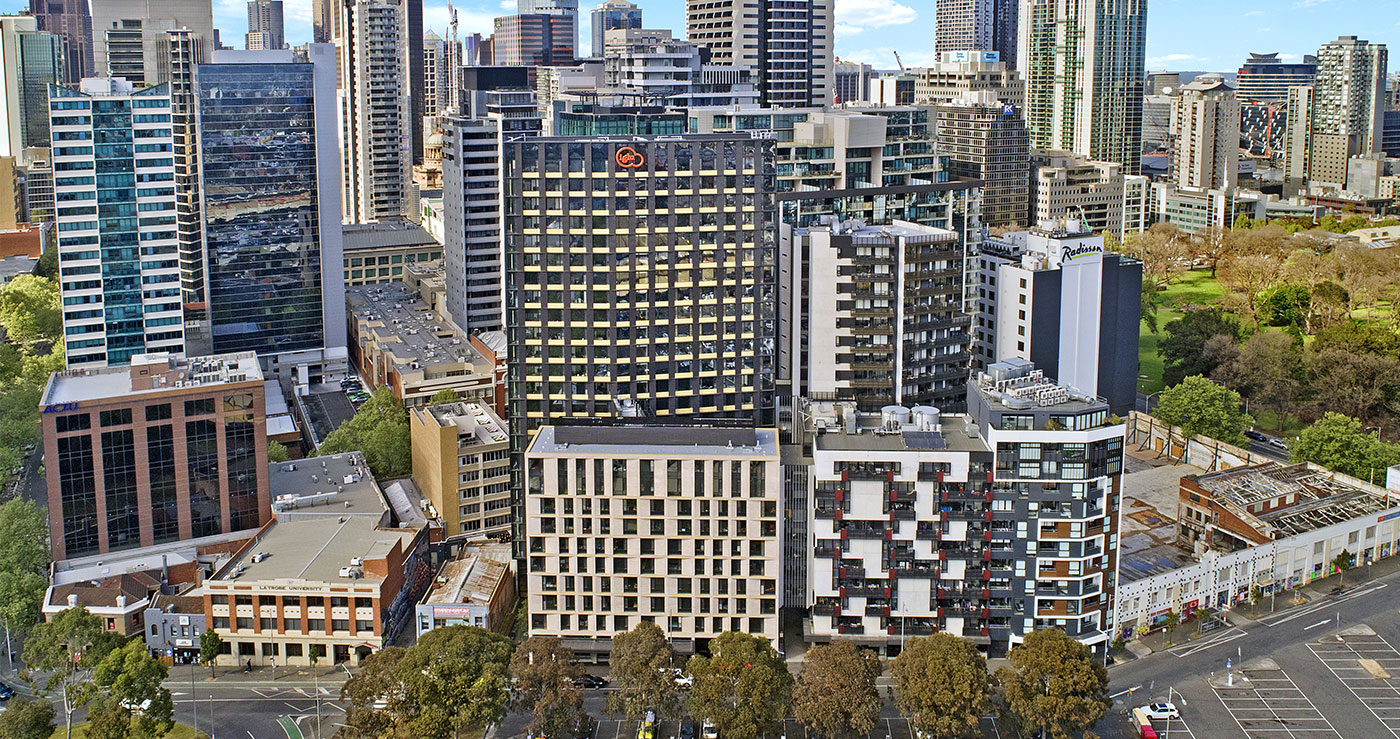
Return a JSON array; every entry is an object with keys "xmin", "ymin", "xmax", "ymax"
[
  {"xmin": 1140, "ymin": 702, "xmax": 1179, "ymax": 720},
  {"xmin": 572, "ymin": 674, "xmax": 607, "ymax": 689},
  {"xmin": 679, "ymin": 719, "xmax": 696, "ymax": 739},
  {"xmin": 701, "ymin": 721, "xmax": 718, "ymax": 739},
  {"xmin": 1244, "ymin": 429, "xmax": 1267, "ymax": 442},
  {"xmin": 573, "ymin": 717, "xmax": 597, "ymax": 739},
  {"xmin": 0, "ymin": 682, "xmax": 13, "ymax": 700},
  {"xmin": 1267, "ymin": 437, "xmax": 1289, "ymax": 450}
]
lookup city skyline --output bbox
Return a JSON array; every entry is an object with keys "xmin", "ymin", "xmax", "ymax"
[{"xmin": 8, "ymin": 0, "xmax": 1395, "ymax": 75}]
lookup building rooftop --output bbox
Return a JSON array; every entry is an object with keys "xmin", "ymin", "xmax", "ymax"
[
  {"xmin": 529, "ymin": 424, "xmax": 779, "ymax": 457},
  {"xmin": 0, "ymin": 255, "xmax": 37, "ymax": 281},
  {"xmin": 423, "ymin": 542, "xmax": 513, "ymax": 606},
  {"xmin": 216, "ymin": 516, "xmax": 415, "ymax": 586},
  {"xmin": 297, "ymin": 390, "xmax": 357, "ymax": 447},
  {"xmin": 346, "ymin": 282, "xmax": 494, "ymax": 377},
  {"xmin": 1189, "ymin": 462, "xmax": 1398, "ymax": 539},
  {"xmin": 342, "ymin": 220, "xmax": 438, "ymax": 251},
  {"xmin": 43, "ymin": 352, "xmax": 262, "ymax": 405},
  {"xmin": 974, "ymin": 359, "xmax": 1108, "ymax": 414},
  {"xmin": 216, "ymin": 453, "xmax": 421, "ymax": 586},
  {"xmin": 425, "ymin": 402, "xmax": 509, "ymax": 448},
  {"xmin": 46, "ymin": 571, "xmax": 160, "ymax": 611},
  {"xmin": 268, "ymin": 452, "xmax": 388, "ymax": 521},
  {"xmin": 810, "ymin": 407, "xmax": 989, "ymax": 454}
]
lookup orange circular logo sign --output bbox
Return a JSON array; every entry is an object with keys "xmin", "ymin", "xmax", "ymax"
[{"xmin": 615, "ymin": 146, "xmax": 645, "ymax": 169}]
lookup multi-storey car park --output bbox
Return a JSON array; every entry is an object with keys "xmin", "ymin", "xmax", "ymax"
[{"xmin": 799, "ymin": 358, "xmax": 1124, "ymax": 658}]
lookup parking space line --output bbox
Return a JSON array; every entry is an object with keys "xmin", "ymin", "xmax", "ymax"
[
  {"xmin": 1213, "ymin": 664, "xmax": 1343, "ymax": 739},
  {"xmin": 1308, "ymin": 631, "xmax": 1400, "ymax": 737}
]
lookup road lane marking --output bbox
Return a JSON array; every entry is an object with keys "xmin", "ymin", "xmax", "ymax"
[
  {"xmin": 1262, "ymin": 584, "xmax": 1387, "ymax": 627},
  {"xmin": 1303, "ymin": 620, "xmax": 1330, "ymax": 631}
]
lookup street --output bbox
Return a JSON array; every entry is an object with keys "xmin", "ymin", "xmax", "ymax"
[
  {"xmin": 1098, "ymin": 565, "xmax": 1400, "ymax": 738},
  {"xmin": 166, "ymin": 675, "xmax": 345, "ymax": 739}
]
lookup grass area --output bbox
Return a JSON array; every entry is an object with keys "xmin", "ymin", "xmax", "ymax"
[
  {"xmin": 49, "ymin": 722, "xmax": 208, "ymax": 739},
  {"xmin": 1138, "ymin": 270, "xmax": 1232, "ymax": 394}
]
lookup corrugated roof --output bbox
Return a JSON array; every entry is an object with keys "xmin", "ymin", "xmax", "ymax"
[{"xmin": 343, "ymin": 221, "xmax": 437, "ymax": 251}]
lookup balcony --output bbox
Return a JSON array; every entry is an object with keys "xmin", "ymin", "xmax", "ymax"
[
  {"xmin": 839, "ymin": 582, "xmax": 889, "ymax": 598},
  {"xmin": 841, "ymin": 522, "xmax": 890, "ymax": 540}
]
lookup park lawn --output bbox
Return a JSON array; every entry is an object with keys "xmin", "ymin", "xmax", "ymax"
[
  {"xmin": 1137, "ymin": 269, "xmax": 1226, "ymax": 393},
  {"xmin": 49, "ymin": 722, "xmax": 208, "ymax": 739}
]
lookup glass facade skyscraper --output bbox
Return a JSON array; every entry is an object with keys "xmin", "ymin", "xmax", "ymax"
[
  {"xmin": 49, "ymin": 79, "xmax": 183, "ymax": 368},
  {"xmin": 195, "ymin": 61, "xmax": 327, "ymax": 355}
]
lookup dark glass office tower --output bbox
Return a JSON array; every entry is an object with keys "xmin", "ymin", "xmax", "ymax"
[
  {"xmin": 194, "ymin": 51, "xmax": 341, "ymax": 355},
  {"xmin": 503, "ymin": 134, "xmax": 779, "ymax": 439}
]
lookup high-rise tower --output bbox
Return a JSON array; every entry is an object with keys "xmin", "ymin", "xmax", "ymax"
[
  {"xmin": 685, "ymin": 0, "xmax": 833, "ymax": 107},
  {"xmin": 1018, "ymin": 0, "xmax": 1146, "ymax": 173}
]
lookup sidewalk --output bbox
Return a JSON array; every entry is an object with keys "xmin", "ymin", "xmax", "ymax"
[
  {"xmin": 1115, "ymin": 550, "xmax": 1400, "ymax": 661},
  {"xmin": 164, "ymin": 663, "xmax": 352, "ymax": 689}
]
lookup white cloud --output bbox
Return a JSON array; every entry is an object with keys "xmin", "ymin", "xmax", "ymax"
[
  {"xmin": 1277, "ymin": 53, "xmax": 1302, "ymax": 60},
  {"xmin": 1243, "ymin": 9, "xmax": 1265, "ymax": 16},
  {"xmin": 422, "ymin": 3, "xmax": 501, "ymax": 37},
  {"xmin": 1147, "ymin": 53, "xmax": 1203, "ymax": 66},
  {"xmin": 1292, "ymin": 0, "xmax": 1336, "ymax": 8},
  {"xmin": 839, "ymin": 47, "xmax": 938, "ymax": 69},
  {"xmin": 499, "ymin": 0, "xmax": 514, "ymax": 9},
  {"xmin": 837, "ymin": 0, "xmax": 918, "ymax": 33},
  {"xmin": 835, "ymin": 23, "xmax": 865, "ymax": 36}
]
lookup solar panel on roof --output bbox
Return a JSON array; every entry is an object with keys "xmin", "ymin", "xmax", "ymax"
[{"xmin": 903, "ymin": 432, "xmax": 947, "ymax": 450}]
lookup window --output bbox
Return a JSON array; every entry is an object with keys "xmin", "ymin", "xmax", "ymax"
[
  {"xmin": 184, "ymin": 398, "xmax": 215, "ymax": 416},
  {"xmin": 99, "ymin": 409, "xmax": 132, "ymax": 427},
  {"xmin": 145, "ymin": 404, "xmax": 171, "ymax": 421},
  {"xmin": 55, "ymin": 413, "xmax": 91, "ymax": 433}
]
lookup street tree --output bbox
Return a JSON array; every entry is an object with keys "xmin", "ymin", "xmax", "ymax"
[
  {"xmin": 793, "ymin": 640, "xmax": 882, "ymax": 739},
  {"xmin": 1211, "ymin": 331, "xmax": 1304, "ymax": 431},
  {"xmin": 199, "ymin": 630, "xmax": 222, "ymax": 679},
  {"xmin": 82, "ymin": 640, "xmax": 176, "ymax": 739},
  {"xmin": 22, "ymin": 606, "xmax": 125, "ymax": 738},
  {"xmin": 686, "ymin": 631, "xmax": 793, "ymax": 739},
  {"xmin": 511, "ymin": 637, "xmax": 586, "ymax": 739},
  {"xmin": 340, "ymin": 646, "xmax": 406, "ymax": 738},
  {"xmin": 0, "ymin": 498, "xmax": 50, "ymax": 634},
  {"xmin": 1158, "ymin": 309, "xmax": 1242, "ymax": 387},
  {"xmin": 318, "ymin": 387, "xmax": 411, "ymax": 479},
  {"xmin": 366, "ymin": 624, "xmax": 515, "ymax": 739},
  {"xmin": 1334, "ymin": 550, "xmax": 1357, "ymax": 587},
  {"xmin": 891, "ymin": 634, "xmax": 988, "ymax": 739},
  {"xmin": 1153, "ymin": 376, "xmax": 1253, "ymax": 447},
  {"xmin": 0, "ymin": 275, "xmax": 60, "ymax": 348},
  {"xmin": 606, "ymin": 622, "xmax": 681, "ymax": 721},
  {"xmin": 995, "ymin": 629, "xmax": 1110, "ymax": 739},
  {"xmin": 0, "ymin": 696, "xmax": 55, "ymax": 739},
  {"xmin": 1292, "ymin": 412, "xmax": 1400, "ymax": 481}
]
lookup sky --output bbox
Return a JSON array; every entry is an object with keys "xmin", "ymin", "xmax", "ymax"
[{"xmin": 4, "ymin": 0, "xmax": 1400, "ymax": 74}]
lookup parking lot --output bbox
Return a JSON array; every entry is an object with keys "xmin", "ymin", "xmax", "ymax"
[
  {"xmin": 1212, "ymin": 659, "xmax": 1342, "ymax": 738},
  {"xmin": 1308, "ymin": 626, "xmax": 1400, "ymax": 738}
]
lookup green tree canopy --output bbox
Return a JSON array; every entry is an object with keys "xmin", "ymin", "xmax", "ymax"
[
  {"xmin": 340, "ymin": 625, "xmax": 514, "ymax": 739},
  {"xmin": 268, "ymin": 441, "xmax": 291, "ymax": 463},
  {"xmin": 0, "ymin": 695, "xmax": 55, "ymax": 739},
  {"xmin": 1292, "ymin": 412, "xmax": 1400, "ymax": 482},
  {"xmin": 510, "ymin": 637, "xmax": 586, "ymax": 739},
  {"xmin": 428, "ymin": 389, "xmax": 461, "ymax": 405},
  {"xmin": 1211, "ymin": 331, "xmax": 1304, "ymax": 432},
  {"xmin": 892, "ymin": 634, "xmax": 989, "ymax": 739},
  {"xmin": 199, "ymin": 630, "xmax": 222, "ymax": 679},
  {"xmin": 22, "ymin": 606, "xmax": 126, "ymax": 735},
  {"xmin": 995, "ymin": 630, "xmax": 1109, "ymax": 739},
  {"xmin": 606, "ymin": 622, "xmax": 682, "ymax": 721},
  {"xmin": 793, "ymin": 640, "xmax": 882, "ymax": 739},
  {"xmin": 1312, "ymin": 320, "xmax": 1400, "ymax": 358},
  {"xmin": 0, "ymin": 499, "xmax": 51, "ymax": 632},
  {"xmin": 0, "ymin": 275, "xmax": 60, "ymax": 348},
  {"xmin": 686, "ymin": 632, "xmax": 793, "ymax": 739},
  {"xmin": 1158, "ymin": 309, "xmax": 1243, "ymax": 386},
  {"xmin": 82, "ymin": 640, "xmax": 175, "ymax": 739},
  {"xmin": 1154, "ymin": 375, "xmax": 1254, "ymax": 446},
  {"xmin": 318, "ymin": 386, "xmax": 411, "ymax": 479}
]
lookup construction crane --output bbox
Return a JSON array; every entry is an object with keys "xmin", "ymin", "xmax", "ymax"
[{"xmin": 892, "ymin": 51, "xmax": 906, "ymax": 73}]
